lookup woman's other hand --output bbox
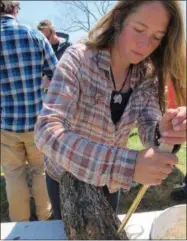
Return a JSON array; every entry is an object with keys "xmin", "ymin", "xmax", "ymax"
[{"xmin": 159, "ymin": 106, "xmax": 186, "ymax": 145}]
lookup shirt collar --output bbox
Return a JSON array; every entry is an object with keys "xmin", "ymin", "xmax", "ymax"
[
  {"xmin": 1, "ymin": 14, "xmax": 16, "ymax": 19},
  {"xmin": 59, "ymin": 37, "xmax": 66, "ymax": 44},
  {"xmin": 94, "ymin": 48, "xmax": 111, "ymax": 72},
  {"xmin": 92, "ymin": 46, "xmax": 145, "ymax": 90}
]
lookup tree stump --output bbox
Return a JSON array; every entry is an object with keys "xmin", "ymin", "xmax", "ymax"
[{"xmin": 59, "ymin": 172, "xmax": 128, "ymax": 240}]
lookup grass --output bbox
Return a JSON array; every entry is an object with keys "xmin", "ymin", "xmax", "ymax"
[{"xmin": 0, "ymin": 129, "xmax": 186, "ymax": 222}]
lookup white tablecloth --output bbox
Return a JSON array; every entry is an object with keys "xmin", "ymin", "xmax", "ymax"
[{"xmin": 1, "ymin": 210, "xmax": 163, "ymax": 240}]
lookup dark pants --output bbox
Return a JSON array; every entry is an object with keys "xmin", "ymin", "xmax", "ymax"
[
  {"xmin": 184, "ymin": 174, "xmax": 187, "ymax": 189},
  {"xmin": 46, "ymin": 173, "xmax": 120, "ymax": 220}
]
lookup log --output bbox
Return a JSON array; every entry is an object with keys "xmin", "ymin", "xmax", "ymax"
[{"xmin": 59, "ymin": 172, "xmax": 128, "ymax": 240}]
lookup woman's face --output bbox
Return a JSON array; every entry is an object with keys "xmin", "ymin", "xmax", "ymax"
[{"xmin": 116, "ymin": 1, "xmax": 170, "ymax": 64}]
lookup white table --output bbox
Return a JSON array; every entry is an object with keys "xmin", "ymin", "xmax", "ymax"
[{"xmin": 1, "ymin": 211, "xmax": 163, "ymax": 240}]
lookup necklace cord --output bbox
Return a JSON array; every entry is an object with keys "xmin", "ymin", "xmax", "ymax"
[{"xmin": 110, "ymin": 64, "xmax": 133, "ymax": 92}]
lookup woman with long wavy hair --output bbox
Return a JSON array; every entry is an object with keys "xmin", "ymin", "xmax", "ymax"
[{"xmin": 35, "ymin": 0, "xmax": 186, "ymax": 221}]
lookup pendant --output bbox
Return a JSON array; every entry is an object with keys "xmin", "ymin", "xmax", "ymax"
[{"xmin": 113, "ymin": 93, "xmax": 122, "ymax": 104}]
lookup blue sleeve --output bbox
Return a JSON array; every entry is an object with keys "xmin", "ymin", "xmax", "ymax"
[{"xmin": 42, "ymin": 38, "xmax": 58, "ymax": 79}]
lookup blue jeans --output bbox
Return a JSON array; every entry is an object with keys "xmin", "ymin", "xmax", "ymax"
[{"xmin": 46, "ymin": 173, "xmax": 120, "ymax": 220}]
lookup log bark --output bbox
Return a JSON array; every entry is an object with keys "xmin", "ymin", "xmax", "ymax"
[{"xmin": 60, "ymin": 172, "xmax": 128, "ymax": 240}]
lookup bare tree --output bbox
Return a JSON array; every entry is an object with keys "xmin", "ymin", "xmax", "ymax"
[{"xmin": 56, "ymin": 1, "xmax": 114, "ymax": 33}]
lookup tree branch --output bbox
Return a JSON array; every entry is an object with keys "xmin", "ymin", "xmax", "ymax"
[
  {"xmin": 56, "ymin": 1, "xmax": 113, "ymax": 33},
  {"xmin": 94, "ymin": 2, "xmax": 103, "ymax": 16}
]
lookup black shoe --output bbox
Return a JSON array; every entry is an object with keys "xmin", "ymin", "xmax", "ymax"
[
  {"xmin": 171, "ymin": 187, "xmax": 187, "ymax": 202},
  {"xmin": 29, "ymin": 214, "xmax": 38, "ymax": 221}
]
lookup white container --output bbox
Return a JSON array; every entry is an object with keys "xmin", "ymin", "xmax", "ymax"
[{"xmin": 150, "ymin": 204, "xmax": 186, "ymax": 239}]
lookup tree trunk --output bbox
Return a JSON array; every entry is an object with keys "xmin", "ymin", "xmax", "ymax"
[{"xmin": 59, "ymin": 172, "xmax": 128, "ymax": 240}]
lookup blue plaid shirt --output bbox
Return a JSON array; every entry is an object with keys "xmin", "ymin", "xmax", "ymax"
[{"xmin": 1, "ymin": 15, "xmax": 58, "ymax": 132}]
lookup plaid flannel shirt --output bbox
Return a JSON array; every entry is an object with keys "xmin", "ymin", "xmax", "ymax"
[
  {"xmin": 35, "ymin": 43, "xmax": 162, "ymax": 192},
  {"xmin": 1, "ymin": 15, "xmax": 58, "ymax": 132}
]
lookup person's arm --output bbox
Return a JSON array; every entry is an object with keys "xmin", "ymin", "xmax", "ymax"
[
  {"xmin": 137, "ymin": 92, "xmax": 162, "ymax": 147},
  {"xmin": 34, "ymin": 47, "xmax": 137, "ymax": 192},
  {"xmin": 42, "ymin": 75, "xmax": 50, "ymax": 89},
  {"xmin": 137, "ymin": 90, "xmax": 182, "ymax": 154},
  {"xmin": 42, "ymin": 37, "xmax": 58, "ymax": 79},
  {"xmin": 135, "ymin": 87, "xmax": 178, "ymax": 185}
]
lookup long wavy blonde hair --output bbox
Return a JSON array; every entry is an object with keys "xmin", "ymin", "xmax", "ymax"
[{"xmin": 83, "ymin": 0, "xmax": 186, "ymax": 113}]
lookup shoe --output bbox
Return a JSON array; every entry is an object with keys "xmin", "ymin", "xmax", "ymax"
[
  {"xmin": 170, "ymin": 187, "xmax": 187, "ymax": 202},
  {"xmin": 29, "ymin": 214, "xmax": 38, "ymax": 221}
]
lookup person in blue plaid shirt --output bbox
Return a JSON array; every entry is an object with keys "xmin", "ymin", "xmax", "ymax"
[{"xmin": 0, "ymin": 1, "xmax": 58, "ymax": 222}]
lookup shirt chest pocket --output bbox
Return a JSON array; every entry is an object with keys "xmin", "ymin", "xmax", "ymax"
[
  {"xmin": 81, "ymin": 86, "xmax": 110, "ymax": 108},
  {"xmin": 78, "ymin": 86, "xmax": 114, "ymax": 131}
]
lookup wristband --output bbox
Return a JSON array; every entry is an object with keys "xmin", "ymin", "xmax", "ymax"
[{"xmin": 155, "ymin": 123, "xmax": 181, "ymax": 153}]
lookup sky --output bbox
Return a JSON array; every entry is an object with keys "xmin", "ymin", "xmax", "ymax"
[
  {"xmin": 18, "ymin": 1, "xmax": 116, "ymax": 43},
  {"xmin": 18, "ymin": 1, "xmax": 186, "ymax": 43}
]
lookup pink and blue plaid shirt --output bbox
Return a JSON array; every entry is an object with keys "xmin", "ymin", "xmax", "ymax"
[{"xmin": 34, "ymin": 43, "xmax": 162, "ymax": 192}]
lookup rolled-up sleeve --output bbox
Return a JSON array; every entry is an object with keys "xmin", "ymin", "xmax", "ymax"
[{"xmin": 34, "ymin": 47, "xmax": 137, "ymax": 192}]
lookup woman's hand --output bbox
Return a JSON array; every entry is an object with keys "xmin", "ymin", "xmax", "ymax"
[
  {"xmin": 133, "ymin": 147, "xmax": 178, "ymax": 185},
  {"xmin": 159, "ymin": 106, "xmax": 186, "ymax": 145}
]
